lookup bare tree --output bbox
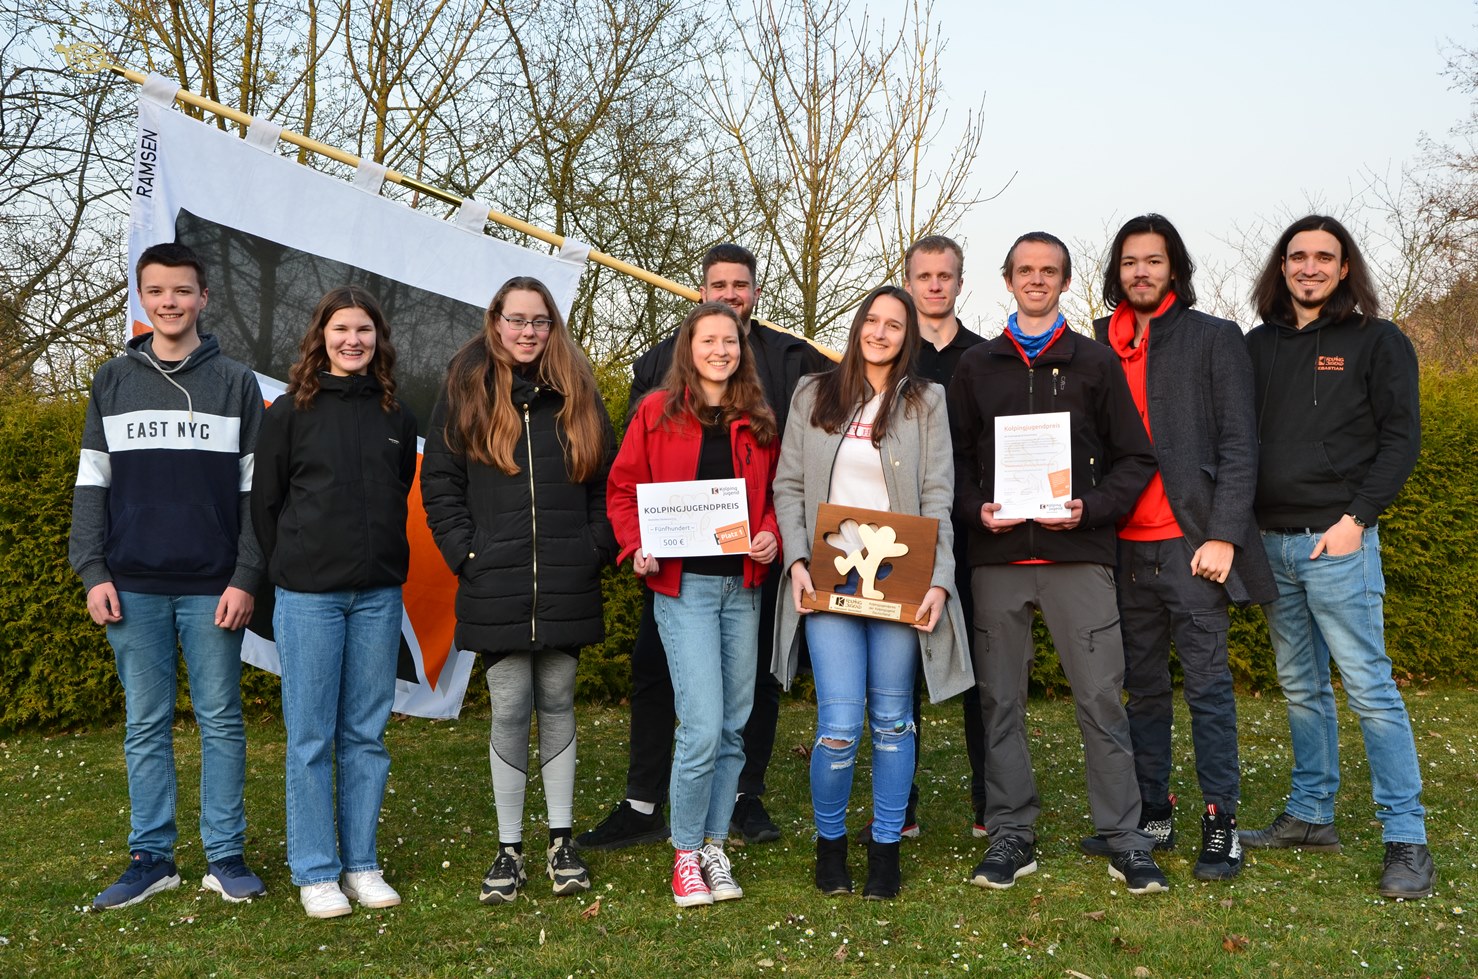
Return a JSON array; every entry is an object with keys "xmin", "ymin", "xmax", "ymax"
[{"xmin": 701, "ymin": 0, "xmax": 984, "ymax": 341}]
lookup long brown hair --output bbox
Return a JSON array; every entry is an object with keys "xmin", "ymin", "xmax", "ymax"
[
  {"xmin": 1251, "ymin": 214, "xmax": 1381, "ymax": 325},
  {"xmin": 287, "ymin": 286, "xmax": 400, "ymax": 411},
  {"xmin": 440, "ymin": 276, "xmax": 605, "ymax": 483},
  {"xmin": 809, "ymin": 285, "xmax": 924, "ymax": 444},
  {"xmin": 656, "ymin": 302, "xmax": 776, "ymax": 445}
]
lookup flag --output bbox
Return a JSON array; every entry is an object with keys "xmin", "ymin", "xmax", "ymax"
[{"xmin": 127, "ymin": 74, "xmax": 588, "ymax": 718}]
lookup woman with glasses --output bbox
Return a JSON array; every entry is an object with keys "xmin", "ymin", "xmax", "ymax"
[{"xmin": 422, "ymin": 276, "xmax": 616, "ymax": 906}]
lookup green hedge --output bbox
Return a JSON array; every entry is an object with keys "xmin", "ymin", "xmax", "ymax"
[{"xmin": 6, "ymin": 369, "xmax": 1478, "ymax": 731}]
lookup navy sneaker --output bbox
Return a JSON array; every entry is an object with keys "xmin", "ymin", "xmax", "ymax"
[
  {"xmin": 202, "ymin": 855, "xmax": 267, "ymax": 902},
  {"xmin": 94, "ymin": 851, "xmax": 181, "ymax": 910}
]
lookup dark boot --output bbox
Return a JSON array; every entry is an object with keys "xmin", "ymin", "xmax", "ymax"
[
  {"xmin": 862, "ymin": 840, "xmax": 901, "ymax": 900},
  {"xmin": 814, "ymin": 835, "xmax": 852, "ymax": 895}
]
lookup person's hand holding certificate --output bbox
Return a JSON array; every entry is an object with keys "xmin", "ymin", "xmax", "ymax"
[
  {"xmin": 636, "ymin": 478, "xmax": 751, "ymax": 557},
  {"xmin": 994, "ymin": 411, "xmax": 1072, "ymax": 519}
]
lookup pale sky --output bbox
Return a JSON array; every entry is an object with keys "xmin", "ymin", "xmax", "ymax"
[{"xmin": 916, "ymin": 0, "xmax": 1476, "ymax": 327}]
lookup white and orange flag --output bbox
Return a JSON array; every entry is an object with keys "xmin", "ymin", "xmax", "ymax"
[{"xmin": 126, "ymin": 74, "xmax": 589, "ymax": 718}]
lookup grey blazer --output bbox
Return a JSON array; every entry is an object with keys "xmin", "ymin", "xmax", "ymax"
[
  {"xmin": 771, "ymin": 376, "xmax": 974, "ymax": 703},
  {"xmin": 1094, "ymin": 302, "xmax": 1276, "ymax": 606}
]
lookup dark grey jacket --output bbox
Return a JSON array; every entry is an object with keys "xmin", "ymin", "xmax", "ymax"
[{"xmin": 1094, "ymin": 301, "xmax": 1276, "ymax": 606}]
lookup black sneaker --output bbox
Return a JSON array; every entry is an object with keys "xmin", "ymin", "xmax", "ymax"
[
  {"xmin": 969, "ymin": 837, "xmax": 1036, "ymax": 890},
  {"xmin": 1378, "ymin": 842, "xmax": 1435, "ymax": 899},
  {"xmin": 730, "ymin": 794, "xmax": 781, "ymax": 844},
  {"xmin": 1238, "ymin": 811, "xmax": 1341, "ymax": 852},
  {"xmin": 574, "ymin": 801, "xmax": 669, "ymax": 851},
  {"xmin": 1080, "ymin": 797, "xmax": 1175, "ymax": 856},
  {"xmin": 546, "ymin": 837, "xmax": 591, "ymax": 896},
  {"xmin": 1108, "ymin": 850, "xmax": 1169, "ymax": 894},
  {"xmin": 1193, "ymin": 804, "xmax": 1242, "ymax": 881}
]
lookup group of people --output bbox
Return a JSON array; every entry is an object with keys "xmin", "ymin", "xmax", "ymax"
[{"xmin": 68, "ymin": 210, "xmax": 1435, "ymax": 919}]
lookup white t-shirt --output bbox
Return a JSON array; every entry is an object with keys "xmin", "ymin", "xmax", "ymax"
[{"xmin": 828, "ymin": 394, "xmax": 891, "ymax": 552}]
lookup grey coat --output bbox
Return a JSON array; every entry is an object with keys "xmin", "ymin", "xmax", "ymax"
[
  {"xmin": 771, "ymin": 375, "xmax": 974, "ymax": 702},
  {"xmin": 1094, "ymin": 301, "xmax": 1276, "ymax": 606}
]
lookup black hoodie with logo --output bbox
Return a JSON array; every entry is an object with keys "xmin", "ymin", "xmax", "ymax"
[{"xmin": 1245, "ymin": 312, "xmax": 1420, "ymax": 530}]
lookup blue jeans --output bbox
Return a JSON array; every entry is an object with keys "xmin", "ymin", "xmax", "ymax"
[
  {"xmin": 275, "ymin": 586, "xmax": 403, "ymax": 884},
  {"xmin": 1261, "ymin": 528, "xmax": 1426, "ymax": 843},
  {"xmin": 107, "ymin": 592, "xmax": 247, "ymax": 862},
  {"xmin": 653, "ymin": 574, "xmax": 758, "ymax": 851},
  {"xmin": 805, "ymin": 613, "xmax": 917, "ymax": 843}
]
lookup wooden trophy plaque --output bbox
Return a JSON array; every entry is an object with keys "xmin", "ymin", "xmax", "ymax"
[{"xmin": 799, "ymin": 502, "xmax": 938, "ymax": 623}]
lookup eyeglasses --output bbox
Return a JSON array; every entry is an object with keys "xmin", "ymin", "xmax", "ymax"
[{"xmin": 500, "ymin": 314, "xmax": 554, "ymax": 334}]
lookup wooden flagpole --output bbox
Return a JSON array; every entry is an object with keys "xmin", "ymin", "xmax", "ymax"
[{"xmin": 58, "ymin": 43, "xmax": 837, "ymax": 361}]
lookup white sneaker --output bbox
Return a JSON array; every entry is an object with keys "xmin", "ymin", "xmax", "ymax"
[
  {"xmin": 699, "ymin": 842, "xmax": 743, "ymax": 901},
  {"xmin": 300, "ymin": 881, "xmax": 352, "ymax": 919},
  {"xmin": 341, "ymin": 869, "xmax": 402, "ymax": 908}
]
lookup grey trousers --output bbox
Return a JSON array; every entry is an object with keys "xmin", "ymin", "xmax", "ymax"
[{"xmin": 972, "ymin": 562, "xmax": 1152, "ymax": 852}]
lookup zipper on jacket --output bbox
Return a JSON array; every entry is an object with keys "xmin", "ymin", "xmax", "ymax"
[{"xmin": 524, "ymin": 400, "xmax": 538, "ymax": 645}]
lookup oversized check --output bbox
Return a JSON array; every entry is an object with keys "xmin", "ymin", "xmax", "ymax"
[
  {"xmin": 636, "ymin": 478, "xmax": 752, "ymax": 557},
  {"xmin": 994, "ymin": 411, "xmax": 1072, "ymax": 519}
]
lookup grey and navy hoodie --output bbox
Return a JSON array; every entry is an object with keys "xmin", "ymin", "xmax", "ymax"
[{"xmin": 69, "ymin": 331, "xmax": 266, "ymax": 597}]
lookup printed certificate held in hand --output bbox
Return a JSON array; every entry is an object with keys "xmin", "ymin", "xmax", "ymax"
[
  {"xmin": 994, "ymin": 412, "xmax": 1072, "ymax": 519},
  {"xmin": 637, "ymin": 478, "xmax": 751, "ymax": 557}
]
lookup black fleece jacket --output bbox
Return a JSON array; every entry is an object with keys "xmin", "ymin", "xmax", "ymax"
[
  {"xmin": 1246, "ymin": 312, "xmax": 1420, "ymax": 529},
  {"xmin": 948, "ymin": 328, "xmax": 1156, "ymax": 567},
  {"xmin": 252, "ymin": 374, "xmax": 419, "ymax": 593}
]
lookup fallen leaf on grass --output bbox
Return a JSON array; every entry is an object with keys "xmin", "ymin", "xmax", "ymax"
[
  {"xmin": 1112, "ymin": 936, "xmax": 1142, "ymax": 953},
  {"xmin": 1082, "ymin": 910, "xmax": 1106, "ymax": 921},
  {"xmin": 757, "ymin": 958, "xmax": 774, "ymax": 969},
  {"xmin": 833, "ymin": 944, "xmax": 848, "ymax": 962},
  {"xmin": 1219, "ymin": 898, "xmax": 1233, "ymax": 909},
  {"xmin": 581, "ymin": 897, "xmax": 601, "ymax": 919},
  {"xmin": 1030, "ymin": 894, "xmax": 1045, "ymax": 907},
  {"xmin": 538, "ymin": 929, "xmax": 546, "ymax": 946},
  {"xmin": 1016, "ymin": 935, "xmax": 1036, "ymax": 948},
  {"xmin": 791, "ymin": 744, "xmax": 812, "ymax": 761},
  {"xmin": 1222, "ymin": 934, "xmax": 1249, "ymax": 953},
  {"xmin": 1066, "ymin": 970, "xmax": 1095, "ymax": 979},
  {"xmin": 1133, "ymin": 967, "xmax": 1152, "ymax": 978}
]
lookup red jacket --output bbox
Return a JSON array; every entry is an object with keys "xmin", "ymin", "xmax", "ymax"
[{"xmin": 608, "ymin": 391, "xmax": 781, "ymax": 597}]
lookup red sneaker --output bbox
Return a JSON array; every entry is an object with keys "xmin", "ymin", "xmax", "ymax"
[{"xmin": 672, "ymin": 849, "xmax": 713, "ymax": 907}]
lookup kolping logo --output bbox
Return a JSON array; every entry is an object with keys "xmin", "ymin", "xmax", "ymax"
[{"xmin": 1316, "ymin": 355, "xmax": 1345, "ymax": 372}]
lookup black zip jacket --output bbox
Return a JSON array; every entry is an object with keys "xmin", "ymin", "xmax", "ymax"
[
  {"xmin": 421, "ymin": 369, "xmax": 617, "ymax": 655},
  {"xmin": 1246, "ymin": 312, "xmax": 1420, "ymax": 529},
  {"xmin": 252, "ymin": 374, "xmax": 418, "ymax": 593},
  {"xmin": 947, "ymin": 328, "xmax": 1156, "ymax": 567}
]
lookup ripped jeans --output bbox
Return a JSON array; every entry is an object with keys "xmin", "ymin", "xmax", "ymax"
[{"xmin": 805, "ymin": 612, "xmax": 917, "ymax": 843}]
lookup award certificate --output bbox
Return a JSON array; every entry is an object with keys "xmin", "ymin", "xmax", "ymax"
[
  {"xmin": 994, "ymin": 411, "xmax": 1073, "ymax": 519},
  {"xmin": 637, "ymin": 478, "xmax": 751, "ymax": 557}
]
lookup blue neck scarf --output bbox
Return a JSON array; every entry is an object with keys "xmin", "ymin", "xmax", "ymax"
[{"xmin": 1007, "ymin": 312, "xmax": 1066, "ymax": 361}]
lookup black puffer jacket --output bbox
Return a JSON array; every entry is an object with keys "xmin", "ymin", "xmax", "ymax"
[
  {"xmin": 252, "ymin": 373, "xmax": 418, "ymax": 593},
  {"xmin": 421, "ymin": 369, "xmax": 617, "ymax": 654}
]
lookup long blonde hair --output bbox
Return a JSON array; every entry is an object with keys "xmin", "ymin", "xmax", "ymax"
[{"xmin": 441, "ymin": 277, "xmax": 605, "ymax": 483}]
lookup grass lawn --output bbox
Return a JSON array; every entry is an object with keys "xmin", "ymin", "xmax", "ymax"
[{"xmin": 1, "ymin": 685, "xmax": 1474, "ymax": 978}]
